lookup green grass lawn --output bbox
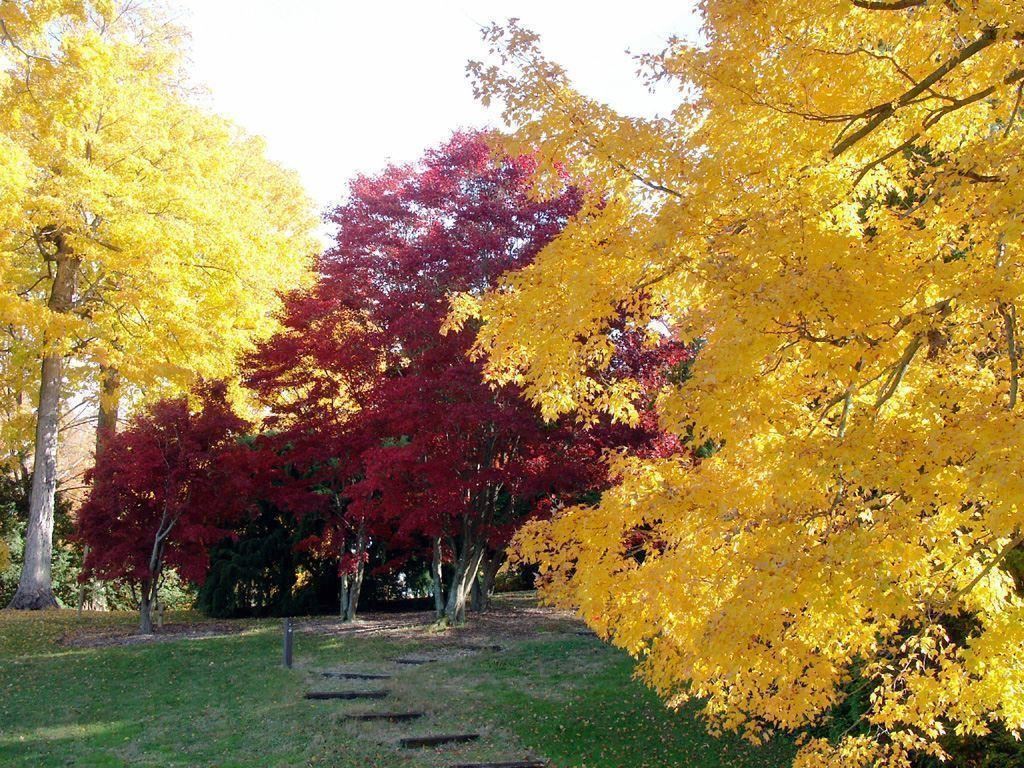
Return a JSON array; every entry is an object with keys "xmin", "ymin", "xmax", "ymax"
[{"xmin": 0, "ymin": 599, "xmax": 796, "ymax": 768}]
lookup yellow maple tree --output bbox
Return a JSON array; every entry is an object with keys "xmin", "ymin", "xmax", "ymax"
[
  {"xmin": 455, "ymin": 2, "xmax": 1024, "ymax": 765},
  {"xmin": 1, "ymin": 1, "xmax": 316, "ymax": 608}
]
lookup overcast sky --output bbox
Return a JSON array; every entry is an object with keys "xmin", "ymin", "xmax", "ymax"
[{"xmin": 175, "ymin": 1, "xmax": 699, "ymax": 213}]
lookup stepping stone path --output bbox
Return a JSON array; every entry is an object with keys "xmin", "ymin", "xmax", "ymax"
[
  {"xmin": 400, "ymin": 733, "xmax": 481, "ymax": 748},
  {"xmin": 321, "ymin": 671, "xmax": 391, "ymax": 680},
  {"xmin": 343, "ymin": 711, "xmax": 424, "ymax": 722},
  {"xmin": 305, "ymin": 640, "xmax": 544, "ymax": 767},
  {"xmin": 304, "ymin": 690, "xmax": 389, "ymax": 700}
]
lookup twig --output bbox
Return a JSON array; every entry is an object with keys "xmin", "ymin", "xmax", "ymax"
[{"xmin": 998, "ymin": 302, "xmax": 1019, "ymax": 410}]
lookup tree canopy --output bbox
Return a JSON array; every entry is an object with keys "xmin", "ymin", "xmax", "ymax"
[
  {"xmin": 0, "ymin": 0, "xmax": 316, "ymax": 607},
  {"xmin": 78, "ymin": 382, "xmax": 254, "ymax": 632},
  {"xmin": 245, "ymin": 133, "xmax": 634, "ymax": 624},
  {"xmin": 459, "ymin": 3, "xmax": 1024, "ymax": 766}
]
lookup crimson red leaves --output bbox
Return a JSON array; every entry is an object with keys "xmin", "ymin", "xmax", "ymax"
[
  {"xmin": 245, "ymin": 134, "xmax": 598, "ymax": 591},
  {"xmin": 79, "ymin": 133, "xmax": 686, "ymax": 619},
  {"xmin": 78, "ymin": 383, "xmax": 254, "ymax": 587}
]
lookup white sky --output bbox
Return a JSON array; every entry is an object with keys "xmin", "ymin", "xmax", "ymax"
[{"xmin": 175, "ymin": 1, "xmax": 700, "ymax": 213}]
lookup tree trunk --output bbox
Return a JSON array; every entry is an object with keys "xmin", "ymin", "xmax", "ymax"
[
  {"xmin": 443, "ymin": 544, "xmax": 484, "ymax": 625},
  {"xmin": 340, "ymin": 521, "xmax": 366, "ymax": 622},
  {"xmin": 95, "ymin": 365, "xmax": 120, "ymax": 458},
  {"xmin": 431, "ymin": 537, "xmax": 445, "ymax": 618},
  {"xmin": 77, "ymin": 545, "xmax": 90, "ymax": 615},
  {"xmin": 345, "ymin": 560, "xmax": 364, "ymax": 621},
  {"xmin": 9, "ymin": 243, "xmax": 79, "ymax": 610},
  {"xmin": 139, "ymin": 568, "xmax": 161, "ymax": 634},
  {"xmin": 471, "ymin": 551, "xmax": 503, "ymax": 612},
  {"xmin": 339, "ymin": 573, "xmax": 350, "ymax": 619},
  {"xmin": 139, "ymin": 580, "xmax": 154, "ymax": 634},
  {"xmin": 139, "ymin": 515, "xmax": 169, "ymax": 634},
  {"xmin": 470, "ymin": 576, "xmax": 483, "ymax": 612},
  {"xmin": 78, "ymin": 367, "xmax": 120, "ymax": 613}
]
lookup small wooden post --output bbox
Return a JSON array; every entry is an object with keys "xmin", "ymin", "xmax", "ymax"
[{"xmin": 283, "ymin": 617, "xmax": 294, "ymax": 668}]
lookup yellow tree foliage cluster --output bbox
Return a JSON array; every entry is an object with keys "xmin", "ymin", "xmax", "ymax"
[
  {"xmin": 455, "ymin": 2, "xmax": 1024, "ymax": 765},
  {"xmin": 0, "ymin": 0, "xmax": 316, "ymax": 607},
  {"xmin": 1, "ymin": 1, "xmax": 316, "ymax": 437}
]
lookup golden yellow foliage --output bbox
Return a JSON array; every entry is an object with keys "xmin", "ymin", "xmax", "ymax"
[
  {"xmin": 0, "ymin": 1, "xmax": 317, "ymax": 465},
  {"xmin": 462, "ymin": 2, "xmax": 1024, "ymax": 765}
]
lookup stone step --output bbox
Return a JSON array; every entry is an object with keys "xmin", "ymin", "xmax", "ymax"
[
  {"xmin": 400, "ymin": 733, "xmax": 481, "ymax": 748},
  {"xmin": 343, "ymin": 711, "xmax": 424, "ymax": 722},
  {"xmin": 321, "ymin": 671, "xmax": 392, "ymax": 680},
  {"xmin": 304, "ymin": 690, "xmax": 389, "ymax": 700},
  {"xmin": 395, "ymin": 657, "xmax": 437, "ymax": 665}
]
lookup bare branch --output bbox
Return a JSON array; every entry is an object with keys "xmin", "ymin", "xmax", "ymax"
[
  {"xmin": 851, "ymin": 134, "xmax": 921, "ymax": 188},
  {"xmin": 833, "ymin": 28, "xmax": 999, "ymax": 156},
  {"xmin": 875, "ymin": 334, "xmax": 924, "ymax": 411},
  {"xmin": 924, "ymin": 67, "xmax": 1024, "ymax": 129},
  {"xmin": 947, "ymin": 531, "xmax": 1024, "ymax": 607},
  {"xmin": 999, "ymin": 302, "xmax": 1019, "ymax": 410},
  {"xmin": 851, "ymin": 0, "xmax": 926, "ymax": 9}
]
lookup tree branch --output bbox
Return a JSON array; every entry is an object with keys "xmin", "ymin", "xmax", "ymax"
[
  {"xmin": 832, "ymin": 28, "xmax": 999, "ymax": 157},
  {"xmin": 851, "ymin": 0, "xmax": 926, "ymax": 9},
  {"xmin": 999, "ymin": 302, "xmax": 1019, "ymax": 410},
  {"xmin": 874, "ymin": 334, "xmax": 924, "ymax": 411},
  {"xmin": 947, "ymin": 531, "xmax": 1024, "ymax": 608}
]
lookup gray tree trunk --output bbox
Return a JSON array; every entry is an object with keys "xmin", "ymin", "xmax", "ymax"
[
  {"xmin": 138, "ymin": 512, "xmax": 171, "ymax": 634},
  {"xmin": 471, "ymin": 552, "xmax": 503, "ymax": 612},
  {"xmin": 340, "ymin": 522, "xmax": 366, "ymax": 622},
  {"xmin": 139, "ymin": 581, "xmax": 154, "ymax": 634},
  {"xmin": 443, "ymin": 544, "xmax": 484, "ymax": 625},
  {"xmin": 79, "ymin": 367, "xmax": 120, "ymax": 613},
  {"xmin": 9, "ymin": 242, "xmax": 80, "ymax": 610},
  {"xmin": 470, "ymin": 574, "xmax": 483, "ymax": 612},
  {"xmin": 344, "ymin": 562, "xmax": 364, "ymax": 621},
  {"xmin": 339, "ymin": 573, "xmax": 350, "ymax": 618},
  {"xmin": 431, "ymin": 537, "xmax": 444, "ymax": 618},
  {"xmin": 95, "ymin": 365, "xmax": 120, "ymax": 455}
]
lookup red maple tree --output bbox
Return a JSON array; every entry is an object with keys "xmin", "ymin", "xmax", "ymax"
[
  {"xmin": 77, "ymin": 383, "xmax": 255, "ymax": 632},
  {"xmin": 246, "ymin": 133, "xmax": 616, "ymax": 623}
]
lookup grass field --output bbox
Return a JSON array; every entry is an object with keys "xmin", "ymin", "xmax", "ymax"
[{"xmin": 0, "ymin": 596, "xmax": 797, "ymax": 768}]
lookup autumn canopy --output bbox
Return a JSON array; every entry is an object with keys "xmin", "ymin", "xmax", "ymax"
[
  {"xmin": 455, "ymin": 2, "xmax": 1024, "ymax": 767},
  {"xmin": 3, "ymin": 1, "xmax": 1023, "ymax": 768}
]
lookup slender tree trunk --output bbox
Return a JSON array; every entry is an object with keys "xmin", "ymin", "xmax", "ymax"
[
  {"xmin": 77, "ymin": 544, "xmax": 90, "ymax": 615},
  {"xmin": 9, "ymin": 244, "xmax": 80, "ymax": 610},
  {"xmin": 339, "ymin": 573, "xmax": 350, "ymax": 618},
  {"xmin": 139, "ymin": 577, "xmax": 154, "ymax": 634},
  {"xmin": 140, "ymin": 553, "xmax": 162, "ymax": 634},
  {"xmin": 95, "ymin": 365, "xmax": 120, "ymax": 455},
  {"xmin": 79, "ymin": 367, "xmax": 120, "ymax": 614},
  {"xmin": 431, "ymin": 537, "xmax": 444, "ymax": 618},
  {"xmin": 345, "ymin": 559, "xmax": 364, "ymax": 621},
  {"xmin": 472, "ymin": 551, "xmax": 503, "ymax": 612},
  {"xmin": 443, "ymin": 543, "xmax": 485, "ymax": 625},
  {"xmin": 471, "ymin": 575, "xmax": 483, "ymax": 612},
  {"xmin": 340, "ymin": 521, "xmax": 366, "ymax": 622},
  {"xmin": 139, "ymin": 516, "xmax": 169, "ymax": 634}
]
